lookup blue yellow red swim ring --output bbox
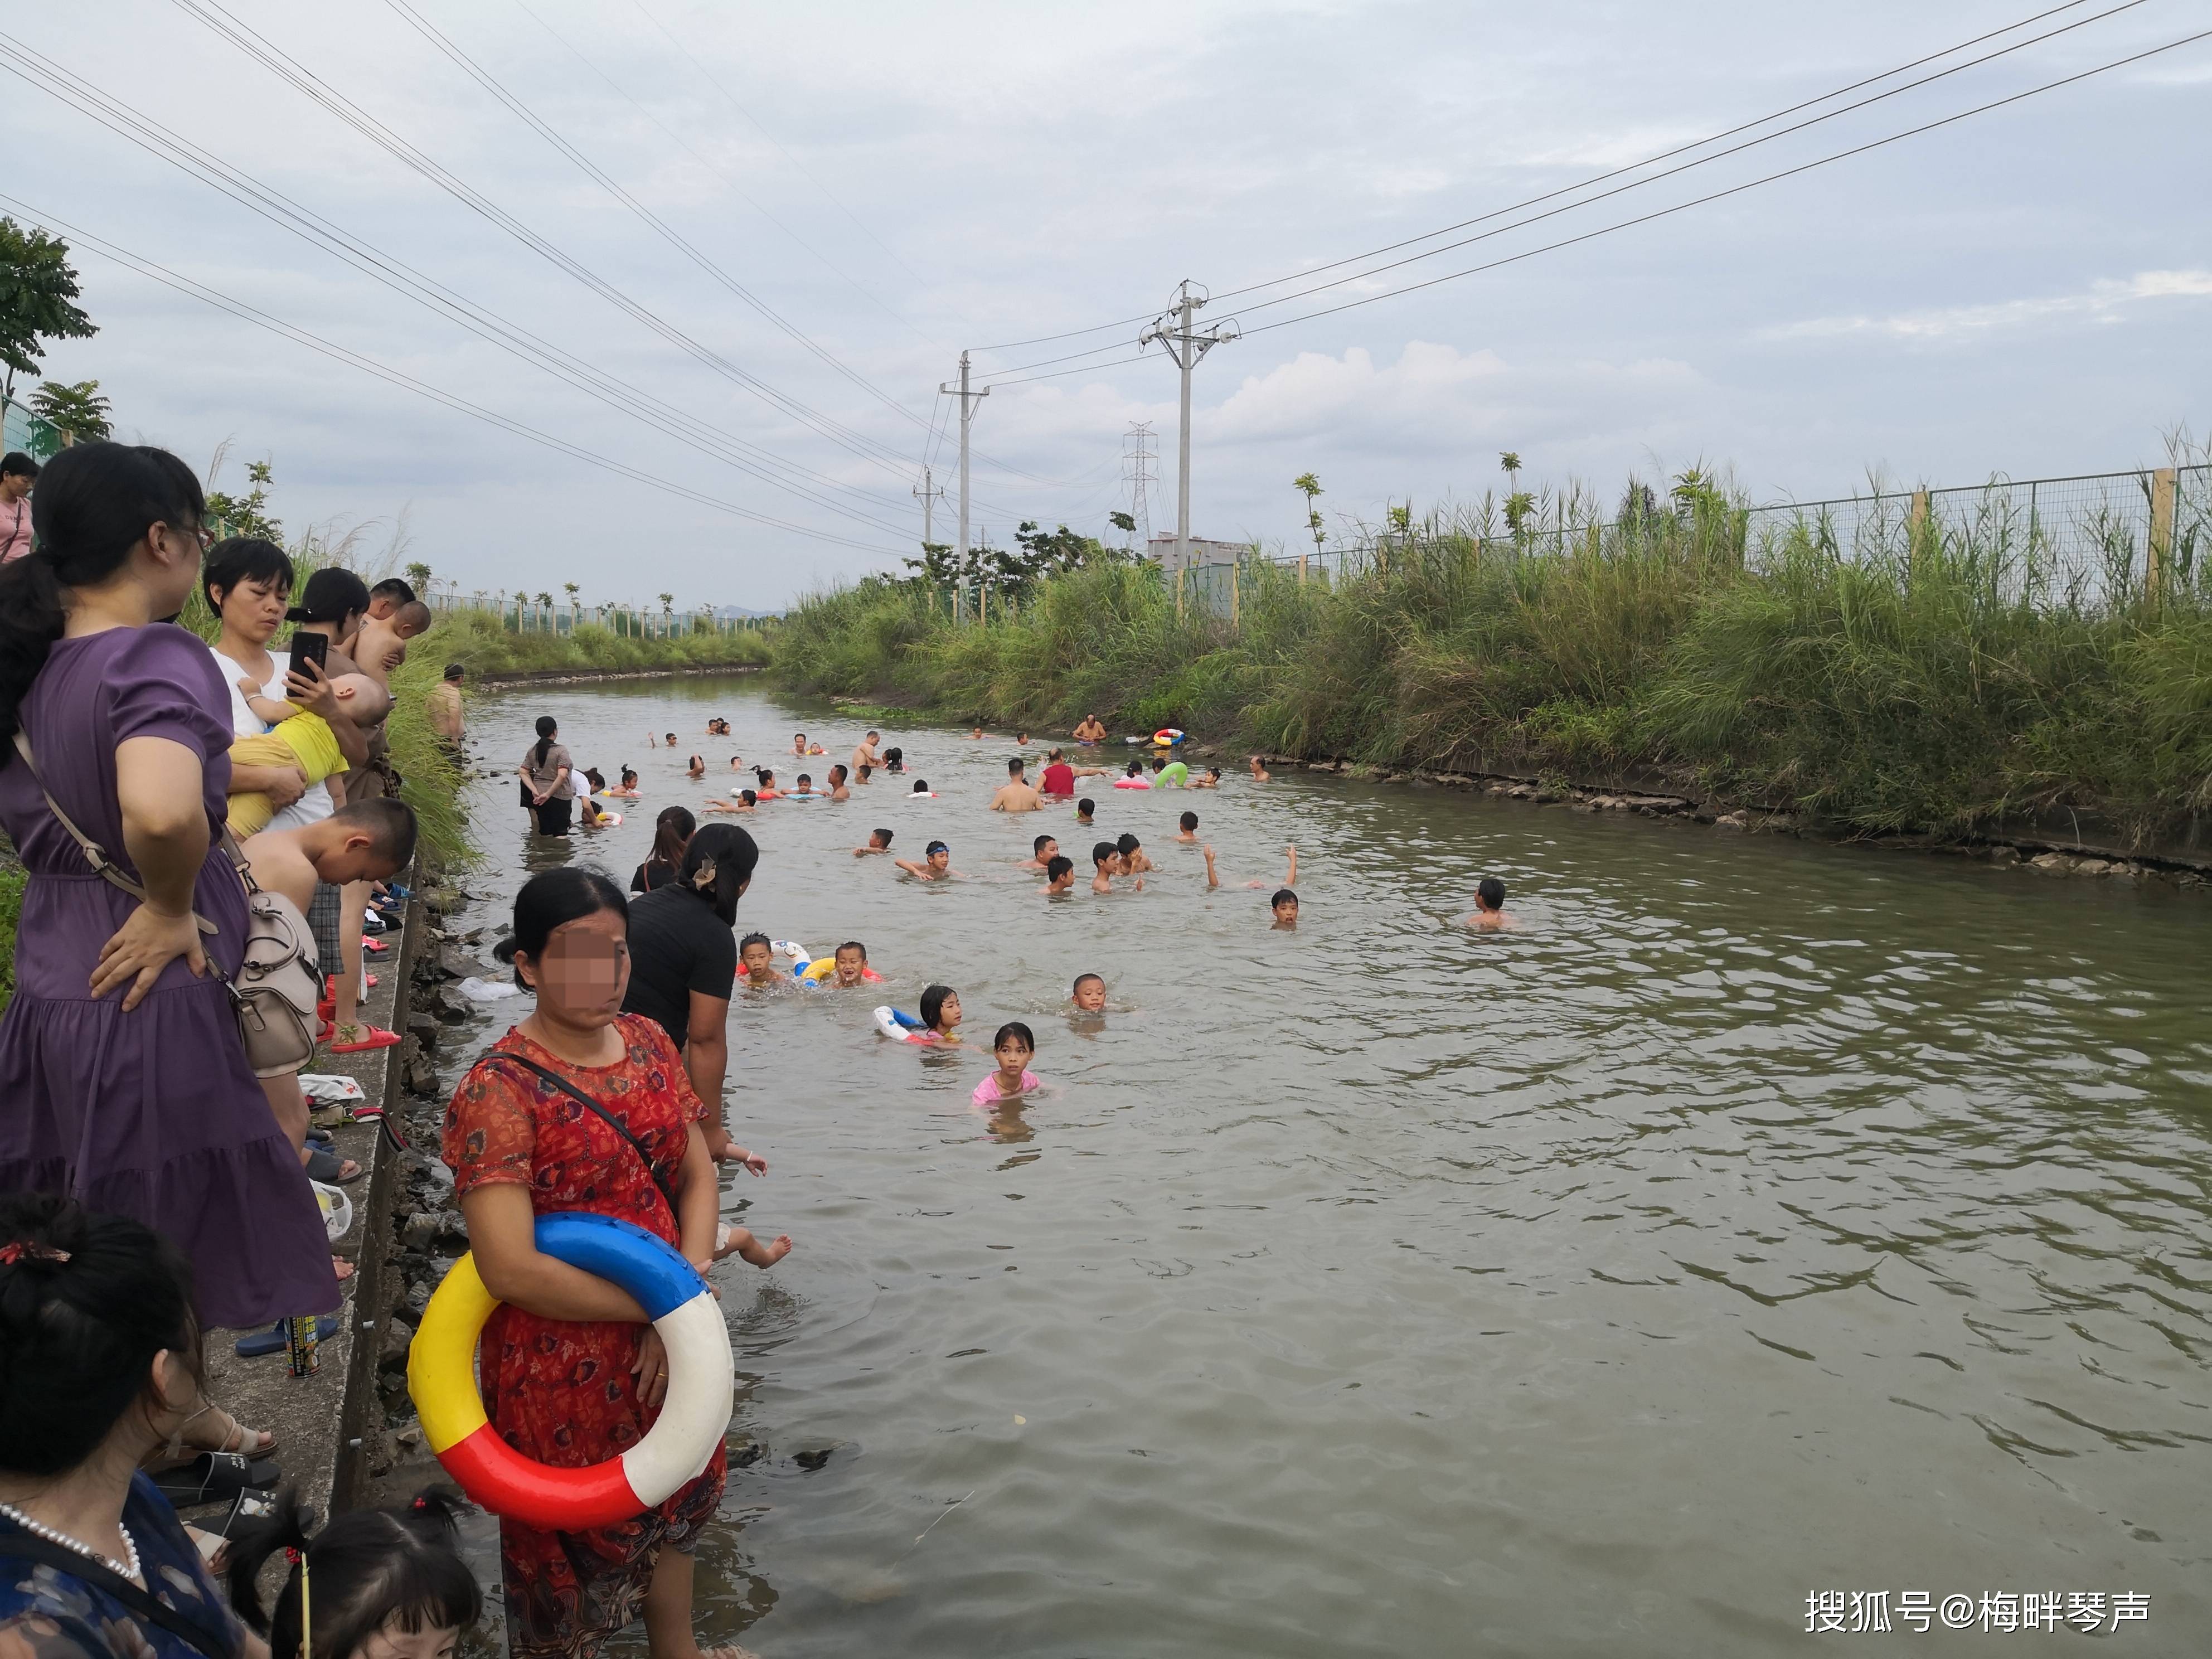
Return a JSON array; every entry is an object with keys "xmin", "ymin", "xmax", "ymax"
[{"xmin": 407, "ymin": 1212, "xmax": 732, "ymax": 1531}]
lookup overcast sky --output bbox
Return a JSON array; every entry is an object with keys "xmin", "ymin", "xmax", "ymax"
[{"xmin": 9, "ymin": 0, "xmax": 2209, "ymax": 607}]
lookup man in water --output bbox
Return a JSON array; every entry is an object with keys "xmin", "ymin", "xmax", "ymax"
[
  {"xmin": 852, "ymin": 730, "xmax": 882, "ymax": 774},
  {"xmin": 826, "ymin": 763, "xmax": 852, "ymax": 801},
  {"xmin": 990, "ymin": 756, "xmax": 1042, "ymax": 813},
  {"xmin": 895, "ymin": 840, "xmax": 959, "ymax": 880},
  {"xmin": 1468, "ymin": 876, "xmax": 1517, "ymax": 931},
  {"xmin": 853, "ymin": 828, "xmax": 894, "ymax": 857},
  {"xmin": 1249, "ymin": 755, "xmax": 1272, "ymax": 781},
  {"xmin": 426, "ymin": 663, "xmax": 465, "ymax": 756},
  {"xmin": 792, "ymin": 731, "xmax": 809, "ymax": 756},
  {"xmin": 1073, "ymin": 714, "xmax": 1107, "ymax": 745},
  {"xmin": 1021, "ymin": 833, "xmax": 1060, "ymax": 870}
]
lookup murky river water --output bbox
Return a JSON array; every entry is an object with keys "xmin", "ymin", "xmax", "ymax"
[{"xmin": 428, "ymin": 676, "xmax": 2211, "ymax": 1656}]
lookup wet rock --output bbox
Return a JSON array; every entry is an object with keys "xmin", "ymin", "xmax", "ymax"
[
  {"xmin": 1505, "ymin": 783, "xmax": 1535, "ymax": 799},
  {"xmin": 403, "ymin": 1054, "xmax": 439, "ymax": 1098},
  {"xmin": 419, "ymin": 887, "xmax": 460, "ymax": 916},
  {"xmin": 791, "ymin": 1449, "xmax": 833, "ymax": 1471},
  {"xmin": 1715, "ymin": 811, "xmax": 1749, "ymax": 831},
  {"xmin": 730, "ymin": 1443, "xmax": 764, "ymax": 1468},
  {"xmin": 406, "ymin": 1013, "xmax": 440, "ymax": 1052},
  {"xmin": 378, "ymin": 1318, "xmax": 414, "ymax": 1372},
  {"xmin": 2029, "ymin": 852, "xmax": 2074, "ymax": 872},
  {"xmin": 1985, "ymin": 845, "xmax": 2021, "ymax": 866},
  {"xmin": 435, "ymin": 944, "xmax": 478, "ymax": 981},
  {"xmin": 2073, "ymin": 858, "xmax": 2114, "ymax": 876},
  {"xmin": 400, "ymin": 1211, "xmax": 441, "ymax": 1249},
  {"xmin": 432, "ymin": 984, "xmax": 470, "ymax": 1025}
]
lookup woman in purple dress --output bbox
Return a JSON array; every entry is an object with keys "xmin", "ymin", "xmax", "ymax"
[{"xmin": 0, "ymin": 443, "xmax": 336, "ymax": 1363}]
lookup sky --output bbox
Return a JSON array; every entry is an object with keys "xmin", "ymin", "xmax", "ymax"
[{"xmin": 7, "ymin": 0, "xmax": 2210, "ymax": 608}]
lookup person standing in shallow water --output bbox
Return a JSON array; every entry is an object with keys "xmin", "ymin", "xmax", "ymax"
[
  {"xmin": 0, "ymin": 442, "xmax": 337, "ymax": 1342},
  {"xmin": 518, "ymin": 715, "xmax": 575, "ymax": 835},
  {"xmin": 444, "ymin": 867, "xmax": 788, "ymax": 1659}
]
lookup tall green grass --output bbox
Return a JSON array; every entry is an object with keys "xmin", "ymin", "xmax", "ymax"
[
  {"xmin": 774, "ymin": 500, "xmax": 2212, "ymax": 846},
  {"xmin": 416, "ymin": 607, "xmax": 772, "ymax": 677}
]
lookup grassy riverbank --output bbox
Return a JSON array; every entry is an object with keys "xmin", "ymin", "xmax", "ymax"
[
  {"xmin": 772, "ymin": 512, "xmax": 2212, "ymax": 846},
  {"xmin": 416, "ymin": 607, "xmax": 773, "ymax": 677}
]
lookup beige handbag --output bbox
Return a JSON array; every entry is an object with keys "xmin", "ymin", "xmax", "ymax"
[{"xmin": 12, "ymin": 732, "xmax": 324, "ymax": 1077}]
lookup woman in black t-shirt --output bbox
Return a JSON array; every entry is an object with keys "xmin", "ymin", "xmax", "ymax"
[
  {"xmin": 621, "ymin": 822, "xmax": 757, "ymax": 1163},
  {"xmin": 629, "ymin": 805, "xmax": 696, "ymax": 894}
]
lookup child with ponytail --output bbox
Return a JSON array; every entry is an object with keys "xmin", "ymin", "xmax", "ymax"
[{"xmin": 226, "ymin": 1488, "xmax": 479, "ymax": 1659}]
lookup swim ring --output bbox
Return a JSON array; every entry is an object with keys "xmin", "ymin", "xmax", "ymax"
[
  {"xmin": 1113, "ymin": 777, "xmax": 1151, "ymax": 789},
  {"xmin": 873, "ymin": 1006, "xmax": 940, "ymax": 1044},
  {"xmin": 409, "ymin": 1213, "xmax": 732, "ymax": 1531},
  {"xmin": 1153, "ymin": 728, "xmax": 1186, "ymax": 746}
]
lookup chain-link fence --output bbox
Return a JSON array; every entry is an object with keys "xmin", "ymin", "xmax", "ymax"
[{"xmin": 423, "ymin": 583, "xmax": 769, "ymax": 639}]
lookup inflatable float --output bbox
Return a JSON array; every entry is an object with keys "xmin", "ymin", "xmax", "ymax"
[
  {"xmin": 873, "ymin": 1006, "xmax": 941, "ymax": 1044},
  {"xmin": 1113, "ymin": 777, "xmax": 1151, "ymax": 789},
  {"xmin": 1152, "ymin": 728, "xmax": 1186, "ymax": 746},
  {"xmin": 409, "ymin": 1214, "xmax": 733, "ymax": 1531}
]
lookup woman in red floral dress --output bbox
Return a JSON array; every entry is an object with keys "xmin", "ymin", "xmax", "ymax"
[{"xmin": 442, "ymin": 867, "xmax": 790, "ymax": 1659}]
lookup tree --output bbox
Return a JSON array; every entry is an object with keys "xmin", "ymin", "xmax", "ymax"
[
  {"xmin": 28, "ymin": 380, "xmax": 111, "ymax": 446},
  {"xmin": 404, "ymin": 560, "xmax": 433, "ymax": 593},
  {"xmin": 1292, "ymin": 472, "xmax": 1326, "ymax": 557},
  {"xmin": 205, "ymin": 459, "xmax": 280, "ymax": 544},
  {"xmin": 0, "ymin": 221, "xmax": 96, "ymax": 408},
  {"xmin": 1503, "ymin": 491, "xmax": 1535, "ymax": 534},
  {"xmin": 1108, "ymin": 510, "xmax": 1136, "ymax": 550},
  {"xmin": 1499, "ymin": 451, "xmax": 1521, "ymax": 481}
]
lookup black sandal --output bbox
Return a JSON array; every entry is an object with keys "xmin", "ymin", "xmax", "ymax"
[{"xmin": 152, "ymin": 1451, "xmax": 280, "ymax": 1506}]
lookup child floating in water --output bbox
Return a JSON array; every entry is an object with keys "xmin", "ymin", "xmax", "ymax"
[
  {"xmin": 739, "ymin": 932, "xmax": 784, "ymax": 989},
  {"xmin": 791, "ymin": 773, "xmax": 817, "ymax": 797},
  {"xmin": 1177, "ymin": 811, "xmax": 1199, "ymax": 843},
  {"xmin": 686, "ymin": 754, "xmax": 706, "ymax": 779},
  {"xmin": 1021, "ymin": 833, "xmax": 1059, "ymax": 870},
  {"xmin": 1203, "ymin": 843, "xmax": 1297, "ymax": 898},
  {"xmin": 1091, "ymin": 842, "xmax": 1139, "ymax": 894},
  {"xmin": 1468, "ymin": 876, "xmax": 1517, "ymax": 931},
  {"xmin": 225, "ymin": 670, "xmax": 390, "ymax": 835},
  {"xmin": 703, "ymin": 789, "xmax": 758, "ymax": 813},
  {"xmin": 751, "ymin": 767, "xmax": 781, "ymax": 799},
  {"xmin": 911, "ymin": 777, "xmax": 933, "ymax": 795},
  {"xmin": 664, "ymin": 731, "xmax": 677, "ymax": 748},
  {"xmin": 854, "ymin": 827, "xmax": 894, "ymax": 856},
  {"xmin": 1075, "ymin": 797, "xmax": 1096, "ymax": 825},
  {"xmin": 895, "ymin": 839, "xmax": 958, "ymax": 880},
  {"xmin": 607, "ymin": 766, "xmax": 641, "ymax": 798},
  {"xmin": 1039, "ymin": 855, "xmax": 1076, "ymax": 895},
  {"xmin": 972, "ymin": 1022, "xmax": 1038, "ymax": 1105},
  {"xmin": 1071, "ymin": 973, "xmax": 1107, "ymax": 1013},
  {"xmin": 920, "ymin": 983, "xmax": 963, "ymax": 1043},
  {"xmin": 1117, "ymin": 832, "xmax": 1154, "ymax": 873},
  {"xmin": 1190, "ymin": 767, "xmax": 1222, "ymax": 789},
  {"xmin": 827, "ymin": 941, "xmax": 880, "ymax": 986}
]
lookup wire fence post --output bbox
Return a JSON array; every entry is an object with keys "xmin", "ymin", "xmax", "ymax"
[
  {"xmin": 1230, "ymin": 562, "xmax": 1240, "ymax": 628},
  {"xmin": 1176, "ymin": 566, "xmax": 1185, "ymax": 620},
  {"xmin": 1299, "ymin": 551, "xmax": 1308, "ymax": 585},
  {"xmin": 1909, "ymin": 489, "xmax": 1931, "ymax": 571},
  {"xmin": 2147, "ymin": 467, "xmax": 2176, "ymax": 609}
]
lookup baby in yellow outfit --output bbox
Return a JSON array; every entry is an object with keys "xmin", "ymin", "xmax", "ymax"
[{"xmin": 225, "ymin": 672, "xmax": 390, "ymax": 835}]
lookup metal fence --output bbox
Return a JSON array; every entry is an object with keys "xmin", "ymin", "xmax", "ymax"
[{"xmin": 422, "ymin": 583, "xmax": 770, "ymax": 639}]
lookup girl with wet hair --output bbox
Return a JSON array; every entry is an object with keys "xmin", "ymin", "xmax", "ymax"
[{"xmin": 918, "ymin": 983, "xmax": 964, "ymax": 1043}]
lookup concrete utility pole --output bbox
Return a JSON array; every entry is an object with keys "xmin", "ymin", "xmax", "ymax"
[
  {"xmin": 1138, "ymin": 282, "xmax": 1239, "ymax": 569},
  {"xmin": 912, "ymin": 464, "xmax": 945, "ymax": 548},
  {"xmin": 938, "ymin": 351, "xmax": 989, "ymax": 578}
]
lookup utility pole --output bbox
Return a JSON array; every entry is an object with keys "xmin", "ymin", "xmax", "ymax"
[
  {"xmin": 912, "ymin": 464, "xmax": 945, "ymax": 548},
  {"xmin": 938, "ymin": 351, "xmax": 989, "ymax": 585},
  {"xmin": 1138, "ymin": 282, "xmax": 1238, "ymax": 570}
]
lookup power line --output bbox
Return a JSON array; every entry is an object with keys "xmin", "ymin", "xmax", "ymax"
[
  {"xmin": 168, "ymin": 0, "xmax": 920, "ymax": 481},
  {"xmin": 964, "ymin": 0, "xmax": 2131, "ymax": 362},
  {"xmin": 1234, "ymin": 25, "xmax": 2212, "ymax": 339},
  {"xmin": 0, "ymin": 194, "xmax": 909, "ymax": 554},
  {"xmin": 0, "ymin": 41, "xmax": 918, "ymax": 536},
  {"xmin": 506, "ymin": 0, "xmax": 938, "ymax": 350},
  {"xmin": 379, "ymin": 0, "xmax": 931, "ymax": 436}
]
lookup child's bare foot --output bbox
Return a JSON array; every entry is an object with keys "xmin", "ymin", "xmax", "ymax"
[{"xmin": 714, "ymin": 1224, "xmax": 794, "ymax": 1267}]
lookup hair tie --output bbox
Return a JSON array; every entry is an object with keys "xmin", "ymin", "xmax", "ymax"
[
  {"xmin": 0, "ymin": 1241, "xmax": 70, "ymax": 1266},
  {"xmin": 284, "ymin": 1546, "xmax": 302, "ymax": 1564},
  {"xmin": 411, "ymin": 1496, "xmax": 429, "ymax": 1512}
]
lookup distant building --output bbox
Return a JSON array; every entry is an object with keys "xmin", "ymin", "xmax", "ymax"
[{"xmin": 1148, "ymin": 535, "xmax": 1251, "ymax": 574}]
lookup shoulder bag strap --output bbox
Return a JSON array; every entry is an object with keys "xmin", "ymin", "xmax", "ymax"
[
  {"xmin": 0, "ymin": 1529, "xmax": 236, "ymax": 1659},
  {"xmin": 472, "ymin": 1050, "xmax": 681, "ymax": 1222},
  {"xmin": 11, "ymin": 730, "xmax": 218, "ymax": 937}
]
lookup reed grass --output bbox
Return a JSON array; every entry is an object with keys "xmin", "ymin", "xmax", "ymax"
[{"xmin": 773, "ymin": 496, "xmax": 2212, "ymax": 847}]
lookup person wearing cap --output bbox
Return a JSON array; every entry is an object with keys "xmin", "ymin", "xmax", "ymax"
[{"xmin": 0, "ymin": 453, "xmax": 36, "ymax": 562}]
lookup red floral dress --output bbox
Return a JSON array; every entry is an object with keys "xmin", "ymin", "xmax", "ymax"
[{"xmin": 441, "ymin": 1015, "xmax": 725, "ymax": 1659}]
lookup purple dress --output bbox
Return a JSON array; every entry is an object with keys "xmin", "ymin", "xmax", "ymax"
[{"xmin": 0, "ymin": 624, "xmax": 338, "ymax": 1329}]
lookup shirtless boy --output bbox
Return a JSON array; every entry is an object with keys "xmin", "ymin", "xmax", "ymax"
[
  {"xmin": 1071, "ymin": 973, "xmax": 1108, "ymax": 1013},
  {"xmin": 1039, "ymin": 855, "xmax": 1076, "ymax": 895},
  {"xmin": 1116, "ymin": 832, "xmax": 1154, "ymax": 874},
  {"xmin": 1203, "ymin": 843, "xmax": 1297, "ymax": 894},
  {"xmin": 1468, "ymin": 876, "xmax": 1518, "ymax": 931},
  {"xmin": 853, "ymin": 828, "xmax": 894, "ymax": 857},
  {"xmin": 738, "ymin": 933, "xmax": 784, "ymax": 989},
  {"xmin": 1177, "ymin": 811, "xmax": 1199, "ymax": 844},
  {"xmin": 895, "ymin": 840, "xmax": 959, "ymax": 880},
  {"xmin": 1021, "ymin": 833, "xmax": 1060, "ymax": 870}
]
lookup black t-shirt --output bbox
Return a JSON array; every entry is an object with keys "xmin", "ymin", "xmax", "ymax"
[
  {"xmin": 621, "ymin": 886, "xmax": 736, "ymax": 1049},
  {"xmin": 630, "ymin": 858, "xmax": 678, "ymax": 894}
]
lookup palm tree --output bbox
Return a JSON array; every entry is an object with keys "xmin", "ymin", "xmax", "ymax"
[
  {"xmin": 658, "ymin": 591, "xmax": 674, "ymax": 639},
  {"xmin": 1499, "ymin": 452, "xmax": 1521, "ymax": 482}
]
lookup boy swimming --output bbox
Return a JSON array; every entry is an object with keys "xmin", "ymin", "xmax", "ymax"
[
  {"xmin": 1075, "ymin": 797, "xmax": 1097, "ymax": 825},
  {"xmin": 973, "ymin": 1022, "xmax": 1038, "ymax": 1105},
  {"xmin": 1071, "ymin": 973, "xmax": 1107, "ymax": 1013},
  {"xmin": 828, "ymin": 941, "xmax": 879, "ymax": 986},
  {"xmin": 703, "ymin": 789, "xmax": 758, "ymax": 813},
  {"xmin": 1270, "ymin": 888, "xmax": 1300, "ymax": 929},
  {"xmin": 1039, "ymin": 855, "xmax": 1076, "ymax": 895},
  {"xmin": 1021, "ymin": 833, "xmax": 1060, "ymax": 870},
  {"xmin": 1117, "ymin": 832, "xmax": 1154, "ymax": 873},
  {"xmin": 1468, "ymin": 876, "xmax": 1518, "ymax": 931},
  {"xmin": 738, "ymin": 932, "xmax": 784, "ymax": 989},
  {"xmin": 895, "ymin": 840, "xmax": 959, "ymax": 880},
  {"xmin": 1202, "ymin": 843, "xmax": 1298, "ymax": 895},
  {"xmin": 854, "ymin": 827, "xmax": 894, "ymax": 856},
  {"xmin": 1177, "ymin": 811, "xmax": 1199, "ymax": 843}
]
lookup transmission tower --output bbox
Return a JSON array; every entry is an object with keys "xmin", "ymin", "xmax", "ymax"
[{"xmin": 1121, "ymin": 423, "xmax": 1157, "ymax": 551}]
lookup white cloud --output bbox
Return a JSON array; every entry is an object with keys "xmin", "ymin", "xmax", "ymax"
[{"xmin": 1763, "ymin": 270, "xmax": 2212, "ymax": 343}]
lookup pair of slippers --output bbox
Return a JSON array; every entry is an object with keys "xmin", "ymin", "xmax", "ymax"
[
  {"xmin": 155, "ymin": 1449, "xmax": 281, "ymax": 1508},
  {"xmin": 303, "ymin": 1129, "xmax": 363, "ymax": 1186}
]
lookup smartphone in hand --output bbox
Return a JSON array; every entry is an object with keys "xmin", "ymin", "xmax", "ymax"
[{"xmin": 286, "ymin": 630, "xmax": 329, "ymax": 696}]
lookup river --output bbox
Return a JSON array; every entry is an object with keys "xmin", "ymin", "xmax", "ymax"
[{"xmin": 424, "ymin": 675, "xmax": 2211, "ymax": 1656}]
